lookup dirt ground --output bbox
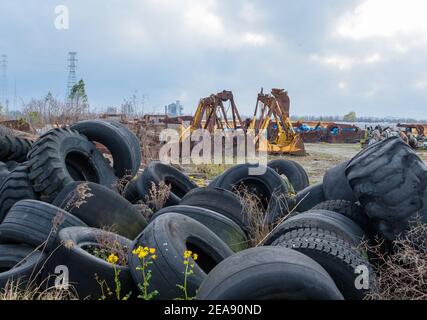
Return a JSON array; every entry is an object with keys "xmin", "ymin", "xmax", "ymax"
[
  {"xmin": 270, "ymin": 143, "xmax": 361, "ymax": 184},
  {"xmin": 274, "ymin": 143, "xmax": 427, "ymax": 185},
  {"xmin": 186, "ymin": 142, "xmax": 427, "ymax": 186}
]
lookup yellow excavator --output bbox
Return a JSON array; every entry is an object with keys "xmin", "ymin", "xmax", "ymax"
[
  {"xmin": 248, "ymin": 88, "xmax": 305, "ymax": 155},
  {"xmin": 190, "ymin": 90, "xmax": 246, "ymax": 132},
  {"xmin": 180, "ymin": 90, "xmax": 246, "ymax": 141},
  {"xmin": 182, "ymin": 88, "xmax": 304, "ymax": 156}
]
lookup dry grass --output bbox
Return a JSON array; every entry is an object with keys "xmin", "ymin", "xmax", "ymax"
[
  {"xmin": 366, "ymin": 218, "xmax": 427, "ymax": 300},
  {"xmin": 235, "ymin": 185, "xmax": 296, "ymax": 247},
  {"xmin": 193, "ymin": 164, "xmax": 231, "ymax": 180},
  {"xmin": 235, "ymin": 186, "xmax": 269, "ymax": 247},
  {"xmin": 136, "ymin": 124, "xmax": 165, "ymax": 166},
  {"xmin": 133, "ymin": 201, "xmax": 154, "ymax": 221},
  {"xmin": 0, "ymin": 279, "xmax": 78, "ymax": 300},
  {"xmin": 62, "ymin": 182, "xmax": 94, "ymax": 212},
  {"xmin": 114, "ymin": 172, "xmax": 134, "ymax": 196},
  {"xmin": 131, "ymin": 181, "xmax": 171, "ymax": 221},
  {"xmin": 92, "ymin": 226, "xmax": 129, "ymax": 267},
  {"xmin": 0, "ymin": 185, "xmax": 96, "ymax": 300},
  {"xmin": 145, "ymin": 181, "xmax": 171, "ymax": 212},
  {"xmin": 0, "ymin": 236, "xmax": 79, "ymax": 300},
  {"xmin": 21, "ymin": 95, "xmax": 94, "ymax": 128}
]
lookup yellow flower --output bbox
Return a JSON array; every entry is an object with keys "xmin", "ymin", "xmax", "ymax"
[
  {"xmin": 151, "ymin": 255, "xmax": 157, "ymax": 260},
  {"xmin": 107, "ymin": 254, "xmax": 119, "ymax": 265},
  {"xmin": 192, "ymin": 253, "xmax": 198, "ymax": 261},
  {"xmin": 149, "ymin": 248, "xmax": 156, "ymax": 254},
  {"xmin": 183, "ymin": 250, "xmax": 192, "ymax": 259},
  {"xmin": 132, "ymin": 246, "xmax": 143, "ymax": 255},
  {"xmin": 138, "ymin": 250, "xmax": 149, "ymax": 259}
]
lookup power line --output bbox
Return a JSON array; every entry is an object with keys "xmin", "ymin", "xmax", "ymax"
[{"xmin": 66, "ymin": 51, "xmax": 77, "ymax": 106}]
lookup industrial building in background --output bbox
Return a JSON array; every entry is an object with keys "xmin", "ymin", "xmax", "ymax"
[{"xmin": 165, "ymin": 100, "xmax": 183, "ymax": 117}]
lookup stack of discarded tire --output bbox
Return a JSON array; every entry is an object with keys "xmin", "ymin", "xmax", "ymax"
[
  {"xmin": 0, "ymin": 121, "xmax": 151, "ymax": 297},
  {"xmin": 191, "ymin": 138, "xmax": 426, "ymax": 300},
  {"xmin": 0, "ymin": 130, "xmax": 424, "ymax": 300}
]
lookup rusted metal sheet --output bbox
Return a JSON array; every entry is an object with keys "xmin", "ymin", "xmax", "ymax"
[
  {"xmin": 293, "ymin": 121, "xmax": 364, "ymax": 143},
  {"xmin": 324, "ymin": 123, "xmax": 364, "ymax": 143},
  {"xmin": 0, "ymin": 119, "xmax": 34, "ymax": 133},
  {"xmin": 397, "ymin": 123, "xmax": 427, "ymax": 137}
]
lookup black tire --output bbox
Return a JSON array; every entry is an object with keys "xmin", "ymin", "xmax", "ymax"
[
  {"xmin": 108, "ymin": 121, "xmax": 142, "ymax": 174},
  {"xmin": 0, "ymin": 244, "xmax": 46, "ymax": 290},
  {"xmin": 313, "ymin": 200, "xmax": 372, "ymax": 235},
  {"xmin": 267, "ymin": 159, "xmax": 309, "ymax": 192},
  {"xmin": 264, "ymin": 209, "xmax": 366, "ymax": 246},
  {"xmin": 129, "ymin": 213, "xmax": 233, "ymax": 300},
  {"xmin": 196, "ymin": 246, "xmax": 343, "ymax": 300},
  {"xmin": 346, "ymin": 136, "xmax": 427, "ymax": 240},
  {"xmin": 0, "ymin": 134, "xmax": 32, "ymax": 163},
  {"xmin": 180, "ymin": 187, "xmax": 249, "ymax": 233},
  {"xmin": 209, "ymin": 164, "xmax": 292, "ymax": 225},
  {"xmin": 5, "ymin": 160, "xmax": 19, "ymax": 171},
  {"xmin": 323, "ymin": 161, "xmax": 356, "ymax": 202},
  {"xmin": 28, "ymin": 128, "xmax": 117, "ymax": 203},
  {"xmin": 52, "ymin": 182, "xmax": 147, "ymax": 239},
  {"xmin": 294, "ymin": 182, "xmax": 325, "ymax": 212},
  {"xmin": 271, "ymin": 228, "xmax": 377, "ymax": 300},
  {"xmin": 0, "ymin": 163, "xmax": 38, "ymax": 223},
  {"xmin": 0, "ymin": 200, "xmax": 87, "ymax": 251},
  {"xmin": 70, "ymin": 120, "xmax": 141, "ymax": 178},
  {"xmin": 123, "ymin": 175, "xmax": 140, "ymax": 203},
  {"xmin": 43, "ymin": 226, "xmax": 136, "ymax": 299},
  {"xmin": 125, "ymin": 161, "xmax": 197, "ymax": 206},
  {"xmin": 0, "ymin": 161, "xmax": 9, "ymax": 185},
  {"xmin": 151, "ymin": 205, "xmax": 249, "ymax": 252}
]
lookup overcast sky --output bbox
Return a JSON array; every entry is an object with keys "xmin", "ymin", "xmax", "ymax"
[{"xmin": 1, "ymin": 0, "xmax": 427, "ymax": 118}]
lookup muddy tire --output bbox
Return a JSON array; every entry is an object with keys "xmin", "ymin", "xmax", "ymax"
[
  {"xmin": 268, "ymin": 159, "xmax": 309, "ymax": 192},
  {"xmin": 70, "ymin": 120, "xmax": 141, "ymax": 178},
  {"xmin": 0, "ymin": 134, "xmax": 32, "ymax": 163},
  {"xmin": 180, "ymin": 187, "xmax": 249, "ymax": 233},
  {"xmin": 0, "ymin": 200, "xmax": 87, "ymax": 251},
  {"xmin": 151, "ymin": 205, "xmax": 248, "ymax": 252},
  {"xmin": 28, "ymin": 128, "xmax": 117, "ymax": 203},
  {"xmin": 52, "ymin": 182, "xmax": 147, "ymax": 239},
  {"xmin": 197, "ymin": 246, "xmax": 344, "ymax": 300},
  {"xmin": 0, "ymin": 163, "xmax": 38, "ymax": 223},
  {"xmin": 271, "ymin": 228, "xmax": 376, "ymax": 300},
  {"xmin": 43, "ymin": 226, "xmax": 136, "ymax": 299},
  {"xmin": 125, "ymin": 161, "xmax": 197, "ymax": 207},
  {"xmin": 313, "ymin": 200, "xmax": 372, "ymax": 235},
  {"xmin": 323, "ymin": 161, "xmax": 356, "ymax": 202},
  {"xmin": 345, "ymin": 136, "xmax": 427, "ymax": 240},
  {"xmin": 0, "ymin": 244, "xmax": 46, "ymax": 290},
  {"xmin": 264, "ymin": 209, "xmax": 366, "ymax": 246},
  {"xmin": 209, "ymin": 164, "xmax": 292, "ymax": 225},
  {"xmin": 129, "ymin": 213, "xmax": 233, "ymax": 300},
  {"xmin": 294, "ymin": 182, "xmax": 325, "ymax": 212}
]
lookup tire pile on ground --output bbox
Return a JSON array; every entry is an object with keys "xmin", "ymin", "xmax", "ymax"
[{"xmin": 0, "ymin": 130, "xmax": 424, "ymax": 300}]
